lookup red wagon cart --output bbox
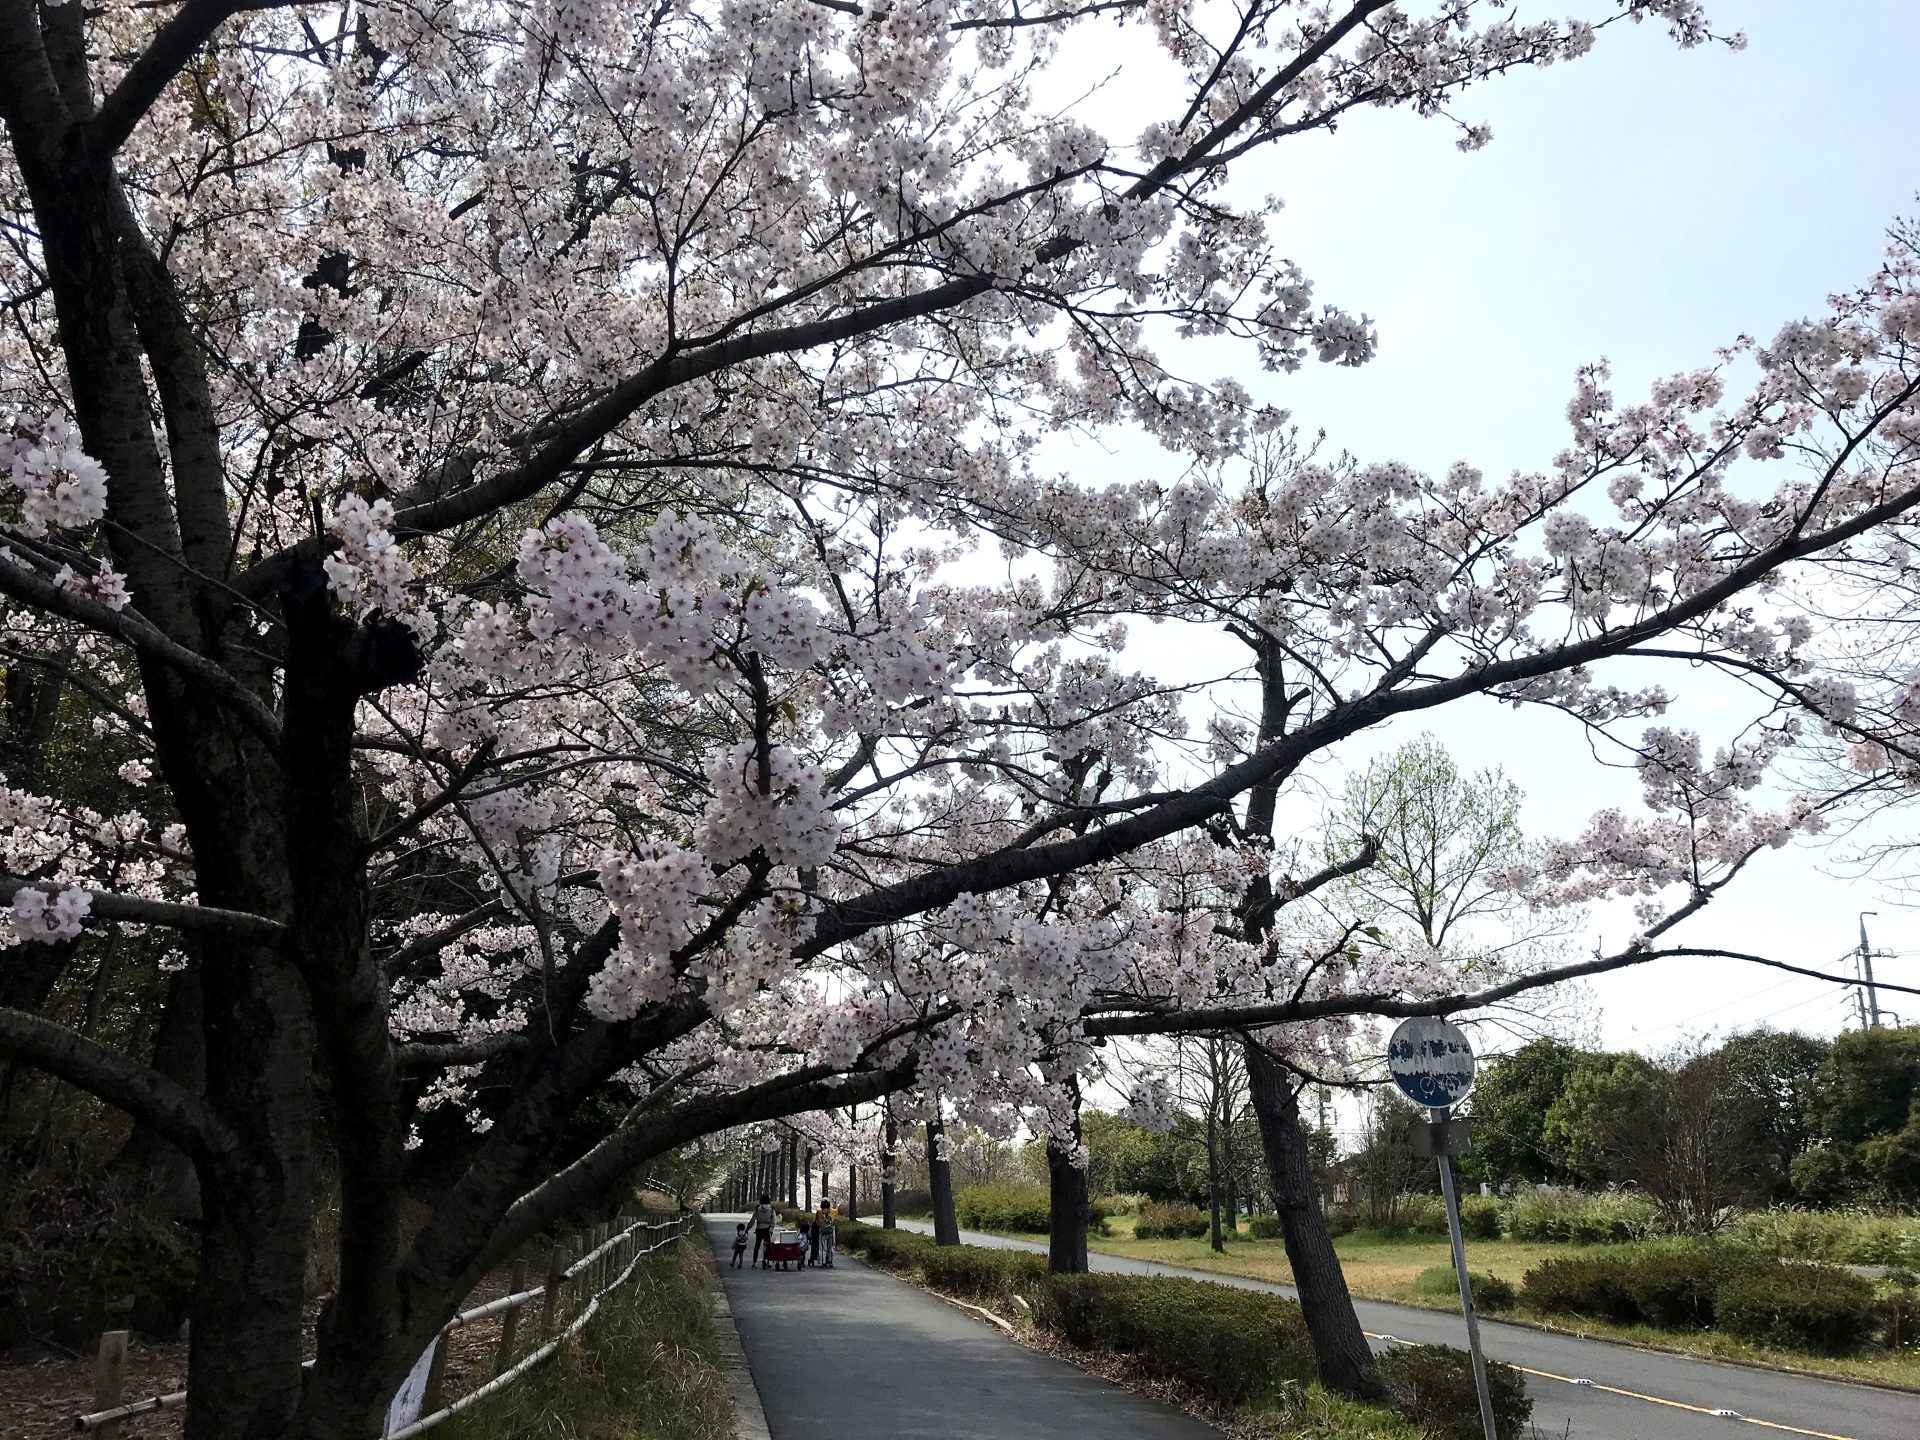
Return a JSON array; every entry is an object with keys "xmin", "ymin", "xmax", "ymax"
[{"xmin": 764, "ymin": 1230, "xmax": 807, "ymax": 1270}]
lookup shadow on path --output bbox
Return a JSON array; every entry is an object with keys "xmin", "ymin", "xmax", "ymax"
[{"xmin": 703, "ymin": 1216, "xmax": 1217, "ymax": 1440}]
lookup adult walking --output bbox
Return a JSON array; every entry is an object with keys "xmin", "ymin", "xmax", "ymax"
[
  {"xmin": 813, "ymin": 1202, "xmax": 836, "ymax": 1267},
  {"xmin": 750, "ymin": 1193, "xmax": 777, "ymax": 1268}
]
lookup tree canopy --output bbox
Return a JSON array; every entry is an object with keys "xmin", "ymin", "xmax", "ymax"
[{"xmin": 3, "ymin": 0, "xmax": 1919, "ymax": 1435}]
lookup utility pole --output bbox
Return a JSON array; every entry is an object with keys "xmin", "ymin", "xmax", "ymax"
[{"xmin": 1859, "ymin": 911, "xmax": 1884, "ymax": 1028}]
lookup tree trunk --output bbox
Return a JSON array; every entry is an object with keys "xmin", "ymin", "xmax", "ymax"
[
  {"xmin": 1047, "ymin": 1138, "xmax": 1089, "ymax": 1273},
  {"xmin": 785, "ymin": 1133, "xmax": 798, "ymax": 1206},
  {"xmin": 927, "ymin": 1119, "xmax": 959, "ymax": 1245},
  {"xmin": 1205, "ymin": 1105, "xmax": 1221, "ymax": 1251},
  {"xmin": 803, "ymin": 1148, "xmax": 812, "ymax": 1210},
  {"xmin": 847, "ymin": 1163, "xmax": 858, "ymax": 1221},
  {"xmin": 1244, "ymin": 1042, "xmax": 1381, "ymax": 1400},
  {"xmin": 882, "ymin": 1113, "xmax": 898, "ymax": 1228},
  {"xmin": 112, "ymin": 964, "xmax": 205, "ymax": 1222}
]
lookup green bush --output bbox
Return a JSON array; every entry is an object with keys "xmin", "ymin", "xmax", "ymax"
[
  {"xmin": 1458, "ymin": 1196, "xmax": 1505, "ymax": 1241},
  {"xmin": 1520, "ymin": 1244, "xmax": 1881, "ymax": 1353},
  {"xmin": 1715, "ymin": 1268, "xmax": 1878, "ymax": 1354},
  {"xmin": 837, "ymin": 1221, "xmax": 936, "ymax": 1270},
  {"xmin": 1721, "ymin": 1208, "xmax": 1920, "ymax": 1268},
  {"xmin": 885, "ymin": 1187, "xmax": 934, "ymax": 1217},
  {"xmin": 1133, "ymin": 1201, "xmax": 1210, "ymax": 1240},
  {"xmin": 1619, "ymin": 1247, "xmax": 1756, "ymax": 1330},
  {"xmin": 951, "ymin": 1182, "xmax": 1111, "ymax": 1234},
  {"xmin": 956, "ymin": 1182, "xmax": 1052, "ymax": 1233},
  {"xmin": 1413, "ymin": 1266, "xmax": 1515, "ymax": 1312},
  {"xmin": 917, "ymin": 1245, "xmax": 1049, "ymax": 1300},
  {"xmin": 1507, "ymin": 1186, "xmax": 1661, "ymax": 1244},
  {"xmin": 1520, "ymin": 1253, "xmax": 1639, "ymax": 1323},
  {"xmin": 1033, "ymin": 1274, "xmax": 1315, "ymax": 1405},
  {"xmin": 1094, "ymin": 1192, "xmax": 1146, "ymax": 1216},
  {"xmin": 1247, "ymin": 1213, "xmax": 1283, "ymax": 1240},
  {"xmin": 1374, "ymin": 1345, "xmax": 1533, "ymax": 1440},
  {"xmin": 1390, "ymin": 1195, "xmax": 1451, "ymax": 1236}
]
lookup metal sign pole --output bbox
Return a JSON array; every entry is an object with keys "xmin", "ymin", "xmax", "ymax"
[{"xmin": 1432, "ymin": 1104, "xmax": 1497, "ymax": 1440}]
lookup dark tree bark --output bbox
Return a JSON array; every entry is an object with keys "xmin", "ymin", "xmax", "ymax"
[
  {"xmin": 1047, "ymin": 1147, "xmax": 1089, "ymax": 1273},
  {"xmin": 1245, "ymin": 1043, "xmax": 1382, "ymax": 1399},
  {"xmin": 847, "ymin": 1162, "xmax": 858, "ymax": 1221},
  {"xmin": 927, "ymin": 1118, "xmax": 959, "ymax": 1245},
  {"xmin": 881, "ymin": 1112, "xmax": 898, "ymax": 1228},
  {"xmin": 112, "ymin": 963, "xmax": 206, "ymax": 1221},
  {"xmin": 1206, "ymin": 1089, "xmax": 1225, "ymax": 1254},
  {"xmin": 785, "ymin": 1132, "xmax": 798, "ymax": 1206}
]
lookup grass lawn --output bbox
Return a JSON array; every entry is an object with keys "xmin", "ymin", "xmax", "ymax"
[{"xmin": 1032, "ymin": 1216, "xmax": 1920, "ymax": 1389}]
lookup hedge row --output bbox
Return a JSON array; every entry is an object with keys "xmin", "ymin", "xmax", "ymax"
[
  {"xmin": 1520, "ymin": 1245, "xmax": 1882, "ymax": 1353},
  {"xmin": 953, "ymin": 1182, "xmax": 1113, "ymax": 1235},
  {"xmin": 834, "ymin": 1221, "xmax": 1530, "ymax": 1439}
]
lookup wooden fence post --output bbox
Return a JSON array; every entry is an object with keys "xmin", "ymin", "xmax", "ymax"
[
  {"xmin": 92, "ymin": 1330, "xmax": 128, "ymax": 1440},
  {"xmin": 495, "ymin": 1258, "xmax": 529, "ymax": 1375},
  {"xmin": 540, "ymin": 1242, "xmax": 569, "ymax": 1333}
]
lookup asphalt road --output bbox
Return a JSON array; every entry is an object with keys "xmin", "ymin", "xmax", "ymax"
[
  {"xmin": 891, "ymin": 1219, "xmax": 1916, "ymax": 1440},
  {"xmin": 704, "ymin": 1217, "xmax": 1215, "ymax": 1439}
]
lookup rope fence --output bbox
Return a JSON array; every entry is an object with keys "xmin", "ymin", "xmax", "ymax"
[{"xmin": 73, "ymin": 1210, "xmax": 694, "ymax": 1437}]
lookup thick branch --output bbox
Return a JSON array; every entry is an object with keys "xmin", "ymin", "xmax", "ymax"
[
  {"xmin": 0, "ymin": 874, "xmax": 285, "ymax": 942},
  {"xmin": 93, "ymin": 0, "xmax": 306, "ymax": 154},
  {"xmin": 0, "ymin": 1005, "xmax": 237, "ymax": 1163},
  {"xmin": 0, "ymin": 552, "xmax": 280, "ymax": 741}
]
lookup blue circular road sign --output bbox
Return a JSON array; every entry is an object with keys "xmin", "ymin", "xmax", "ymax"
[{"xmin": 1386, "ymin": 1017, "xmax": 1476, "ymax": 1109}]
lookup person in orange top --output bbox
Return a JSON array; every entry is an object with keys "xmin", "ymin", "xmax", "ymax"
[{"xmin": 813, "ymin": 1203, "xmax": 836, "ymax": 1267}]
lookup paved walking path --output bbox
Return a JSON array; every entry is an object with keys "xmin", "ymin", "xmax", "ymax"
[
  {"xmin": 893, "ymin": 1219, "xmax": 1915, "ymax": 1440},
  {"xmin": 703, "ymin": 1216, "xmax": 1216, "ymax": 1440}
]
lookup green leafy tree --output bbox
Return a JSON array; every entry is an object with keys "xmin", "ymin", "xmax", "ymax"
[
  {"xmin": 1460, "ymin": 1038, "xmax": 1587, "ymax": 1186},
  {"xmin": 1811, "ymin": 1026, "xmax": 1920, "ymax": 1202},
  {"xmin": 1713, "ymin": 1029, "xmax": 1829, "ymax": 1199},
  {"xmin": 1540, "ymin": 1051, "xmax": 1662, "ymax": 1183}
]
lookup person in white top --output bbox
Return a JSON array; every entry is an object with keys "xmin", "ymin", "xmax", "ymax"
[{"xmin": 750, "ymin": 1194, "xmax": 777, "ymax": 1268}]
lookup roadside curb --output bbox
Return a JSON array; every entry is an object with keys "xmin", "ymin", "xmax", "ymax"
[{"xmin": 707, "ymin": 1267, "xmax": 772, "ymax": 1440}]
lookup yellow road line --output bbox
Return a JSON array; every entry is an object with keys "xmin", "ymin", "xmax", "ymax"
[{"xmin": 1361, "ymin": 1332, "xmax": 1857, "ymax": 1440}]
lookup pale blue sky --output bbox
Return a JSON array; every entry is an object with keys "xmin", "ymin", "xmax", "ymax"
[{"xmin": 1053, "ymin": 0, "xmax": 1920, "ymax": 1050}]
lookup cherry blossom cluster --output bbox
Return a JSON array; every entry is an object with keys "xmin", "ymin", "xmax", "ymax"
[
  {"xmin": 1, "ymin": 413, "xmax": 107, "ymax": 538},
  {"xmin": 324, "ymin": 496, "xmax": 415, "ymax": 617}
]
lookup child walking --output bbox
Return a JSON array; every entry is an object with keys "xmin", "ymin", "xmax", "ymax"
[{"xmin": 730, "ymin": 1223, "xmax": 748, "ymax": 1268}]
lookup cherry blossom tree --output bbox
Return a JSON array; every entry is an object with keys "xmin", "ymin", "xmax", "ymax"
[{"xmin": 3, "ymin": 0, "xmax": 1918, "ymax": 1435}]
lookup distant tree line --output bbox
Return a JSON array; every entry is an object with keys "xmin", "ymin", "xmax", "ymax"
[{"xmin": 1457, "ymin": 1027, "xmax": 1920, "ymax": 1214}]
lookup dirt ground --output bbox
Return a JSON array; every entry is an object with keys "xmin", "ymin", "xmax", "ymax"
[{"xmin": 0, "ymin": 1268, "xmax": 522, "ymax": 1440}]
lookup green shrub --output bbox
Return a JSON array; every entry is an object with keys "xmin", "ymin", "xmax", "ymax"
[
  {"xmin": 955, "ymin": 1182, "xmax": 1052, "ymax": 1233},
  {"xmin": 1619, "ymin": 1247, "xmax": 1756, "ymax": 1330},
  {"xmin": 1133, "ymin": 1201, "xmax": 1210, "ymax": 1240},
  {"xmin": 1033, "ymin": 1274, "xmax": 1315, "ymax": 1405},
  {"xmin": 1507, "ymin": 1186, "xmax": 1662, "ymax": 1244},
  {"xmin": 838, "ymin": 1222, "xmax": 936, "ymax": 1270},
  {"xmin": 1374, "ymin": 1344, "xmax": 1533, "ymax": 1440},
  {"xmin": 1520, "ymin": 1253, "xmax": 1639, "ymax": 1323},
  {"xmin": 87, "ymin": 1222, "xmax": 197, "ymax": 1340},
  {"xmin": 1094, "ymin": 1192, "xmax": 1146, "ymax": 1216},
  {"xmin": 1390, "ymin": 1195, "xmax": 1451, "ymax": 1236},
  {"xmin": 1458, "ymin": 1196, "xmax": 1505, "ymax": 1241},
  {"xmin": 885, "ymin": 1187, "xmax": 934, "ymax": 1217},
  {"xmin": 1247, "ymin": 1213, "xmax": 1283, "ymax": 1240},
  {"xmin": 1413, "ymin": 1266, "xmax": 1515, "ymax": 1312},
  {"xmin": 917, "ymin": 1245, "xmax": 1049, "ymax": 1300},
  {"xmin": 1715, "ymin": 1268, "xmax": 1878, "ymax": 1354}
]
